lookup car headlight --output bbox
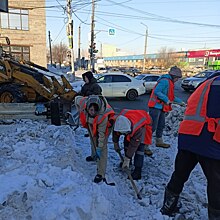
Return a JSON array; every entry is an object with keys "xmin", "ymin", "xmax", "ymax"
[{"xmin": 191, "ymin": 81, "xmax": 200, "ymax": 87}]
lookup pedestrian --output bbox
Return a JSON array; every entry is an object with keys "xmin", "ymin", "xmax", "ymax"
[
  {"xmin": 145, "ymin": 66, "xmax": 185, "ymax": 156},
  {"xmin": 160, "ymin": 76, "xmax": 220, "ymax": 219},
  {"xmin": 80, "ymin": 71, "xmax": 102, "ymax": 96},
  {"xmin": 75, "ymin": 95, "xmax": 115, "ymax": 183},
  {"xmin": 113, "ymin": 109, "xmax": 152, "ymax": 180}
]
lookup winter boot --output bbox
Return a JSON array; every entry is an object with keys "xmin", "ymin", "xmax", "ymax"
[
  {"xmin": 94, "ymin": 174, "xmax": 103, "ymax": 183},
  {"xmin": 160, "ymin": 187, "xmax": 179, "ymax": 217},
  {"xmin": 131, "ymin": 167, "xmax": 142, "ymax": 180},
  {"xmin": 86, "ymin": 156, "xmax": 96, "ymax": 162},
  {"xmin": 144, "ymin": 145, "xmax": 153, "ymax": 156},
  {"xmin": 208, "ymin": 205, "xmax": 220, "ymax": 220},
  {"xmin": 156, "ymin": 137, "xmax": 170, "ymax": 148}
]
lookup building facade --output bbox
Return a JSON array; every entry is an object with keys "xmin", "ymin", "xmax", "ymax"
[
  {"xmin": 103, "ymin": 49, "xmax": 220, "ymax": 70},
  {"xmin": 0, "ymin": 0, "xmax": 47, "ymax": 67}
]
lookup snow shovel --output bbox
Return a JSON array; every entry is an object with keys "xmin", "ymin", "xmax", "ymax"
[
  {"xmin": 87, "ymin": 123, "xmax": 115, "ymax": 186},
  {"xmin": 116, "ymin": 150, "xmax": 142, "ymax": 200}
]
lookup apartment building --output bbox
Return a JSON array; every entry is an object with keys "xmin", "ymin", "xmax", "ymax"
[{"xmin": 0, "ymin": 0, "xmax": 47, "ymax": 67}]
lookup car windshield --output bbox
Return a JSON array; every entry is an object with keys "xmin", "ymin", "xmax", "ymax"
[
  {"xmin": 93, "ymin": 74, "xmax": 103, "ymax": 79},
  {"xmin": 135, "ymin": 75, "xmax": 145, "ymax": 80},
  {"xmin": 193, "ymin": 71, "xmax": 214, "ymax": 78}
]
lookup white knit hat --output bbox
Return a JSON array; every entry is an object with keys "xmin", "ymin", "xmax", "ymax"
[{"xmin": 114, "ymin": 115, "xmax": 131, "ymax": 133}]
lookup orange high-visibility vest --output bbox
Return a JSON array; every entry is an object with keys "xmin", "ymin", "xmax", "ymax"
[
  {"xmin": 92, "ymin": 104, "xmax": 115, "ymax": 136},
  {"xmin": 148, "ymin": 78, "xmax": 174, "ymax": 112},
  {"xmin": 179, "ymin": 76, "xmax": 220, "ymax": 143},
  {"xmin": 79, "ymin": 97, "xmax": 87, "ymax": 128},
  {"xmin": 78, "ymin": 97, "xmax": 115, "ymax": 136},
  {"xmin": 119, "ymin": 109, "xmax": 152, "ymax": 145}
]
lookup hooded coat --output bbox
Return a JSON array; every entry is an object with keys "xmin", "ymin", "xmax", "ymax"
[
  {"xmin": 81, "ymin": 71, "xmax": 102, "ymax": 96},
  {"xmin": 75, "ymin": 95, "xmax": 111, "ymax": 149},
  {"xmin": 150, "ymin": 74, "xmax": 182, "ymax": 109}
]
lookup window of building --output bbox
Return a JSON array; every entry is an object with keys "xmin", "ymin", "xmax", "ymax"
[
  {"xmin": 189, "ymin": 58, "xmax": 196, "ymax": 62},
  {"xmin": 0, "ymin": 8, "xmax": 29, "ymax": 30},
  {"xmin": 3, "ymin": 45, "xmax": 30, "ymax": 61}
]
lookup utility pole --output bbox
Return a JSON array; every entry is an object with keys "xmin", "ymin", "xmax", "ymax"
[
  {"xmin": 141, "ymin": 23, "xmax": 148, "ymax": 73},
  {"xmin": 100, "ymin": 42, "xmax": 102, "ymax": 58},
  {"xmin": 90, "ymin": 0, "xmax": 95, "ymax": 72},
  {"xmin": 78, "ymin": 25, "xmax": 81, "ymax": 70},
  {"xmin": 67, "ymin": 0, "xmax": 75, "ymax": 80},
  {"xmin": 48, "ymin": 31, "xmax": 53, "ymax": 65}
]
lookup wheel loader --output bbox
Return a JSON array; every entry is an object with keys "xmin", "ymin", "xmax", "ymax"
[{"xmin": 0, "ymin": 36, "xmax": 78, "ymax": 125}]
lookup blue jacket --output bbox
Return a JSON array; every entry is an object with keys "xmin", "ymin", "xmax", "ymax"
[
  {"xmin": 178, "ymin": 76, "xmax": 220, "ymax": 160},
  {"xmin": 152, "ymin": 74, "xmax": 182, "ymax": 110}
]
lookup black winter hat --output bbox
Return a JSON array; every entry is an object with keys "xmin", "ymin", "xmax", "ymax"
[{"xmin": 82, "ymin": 71, "xmax": 94, "ymax": 82}]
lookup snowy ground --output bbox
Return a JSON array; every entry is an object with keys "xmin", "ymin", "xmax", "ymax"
[{"xmin": 0, "ymin": 119, "xmax": 208, "ymax": 220}]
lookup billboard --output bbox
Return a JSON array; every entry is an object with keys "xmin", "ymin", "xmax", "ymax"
[
  {"xmin": 0, "ymin": 0, "xmax": 8, "ymax": 13},
  {"xmin": 187, "ymin": 49, "xmax": 220, "ymax": 58}
]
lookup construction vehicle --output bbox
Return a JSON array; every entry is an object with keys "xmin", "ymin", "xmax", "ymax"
[{"xmin": 0, "ymin": 36, "xmax": 77, "ymax": 125}]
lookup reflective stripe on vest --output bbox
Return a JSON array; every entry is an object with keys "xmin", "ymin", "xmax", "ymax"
[
  {"xmin": 119, "ymin": 109, "xmax": 152, "ymax": 145},
  {"xmin": 179, "ymin": 76, "xmax": 220, "ymax": 143},
  {"xmin": 148, "ymin": 78, "xmax": 174, "ymax": 112},
  {"xmin": 92, "ymin": 104, "xmax": 115, "ymax": 136}
]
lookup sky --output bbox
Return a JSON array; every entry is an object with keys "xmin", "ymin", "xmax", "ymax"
[
  {"xmin": 46, "ymin": 0, "xmax": 220, "ymax": 56},
  {"xmin": 0, "ymin": 104, "xmax": 209, "ymax": 219}
]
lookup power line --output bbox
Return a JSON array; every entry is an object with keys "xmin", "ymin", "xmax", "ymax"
[
  {"xmin": 105, "ymin": 0, "xmax": 220, "ymax": 28},
  {"xmin": 73, "ymin": 11, "xmax": 90, "ymax": 25},
  {"xmin": 52, "ymin": 22, "xmax": 67, "ymax": 44},
  {"xmin": 96, "ymin": 15, "xmax": 220, "ymax": 45}
]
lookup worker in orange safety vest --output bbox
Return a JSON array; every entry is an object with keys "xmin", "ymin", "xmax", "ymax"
[
  {"xmin": 113, "ymin": 109, "xmax": 152, "ymax": 180},
  {"xmin": 145, "ymin": 66, "xmax": 185, "ymax": 156},
  {"xmin": 160, "ymin": 76, "xmax": 220, "ymax": 219},
  {"xmin": 75, "ymin": 95, "xmax": 115, "ymax": 183}
]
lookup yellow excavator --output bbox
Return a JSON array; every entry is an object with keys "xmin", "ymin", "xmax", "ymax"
[{"xmin": 0, "ymin": 36, "xmax": 77, "ymax": 125}]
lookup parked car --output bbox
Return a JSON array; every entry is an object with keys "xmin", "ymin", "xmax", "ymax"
[
  {"xmin": 96, "ymin": 67, "xmax": 107, "ymax": 74},
  {"xmin": 197, "ymin": 70, "xmax": 220, "ymax": 88},
  {"xmin": 93, "ymin": 73, "xmax": 104, "ymax": 79},
  {"xmin": 135, "ymin": 74, "xmax": 160, "ymax": 93},
  {"xmin": 96, "ymin": 72, "xmax": 146, "ymax": 100},
  {"xmin": 123, "ymin": 68, "xmax": 141, "ymax": 77},
  {"xmin": 181, "ymin": 70, "xmax": 216, "ymax": 91}
]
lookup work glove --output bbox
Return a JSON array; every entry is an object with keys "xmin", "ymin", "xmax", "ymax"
[
  {"xmin": 96, "ymin": 147, "xmax": 102, "ymax": 159},
  {"xmin": 166, "ymin": 100, "xmax": 172, "ymax": 105},
  {"xmin": 122, "ymin": 156, "xmax": 130, "ymax": 169},
  {"xmin": 114, "ymin": 143, "xmax": 121, "ymax": 153},
  {"xmin": 180, "ymin": 102, "xmax": 186, "ymax": 107}
]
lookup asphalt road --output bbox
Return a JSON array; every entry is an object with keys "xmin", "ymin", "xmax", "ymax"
[{"xmin": 107, "ymin": 80, "xmax": 191, "ymax": 114}]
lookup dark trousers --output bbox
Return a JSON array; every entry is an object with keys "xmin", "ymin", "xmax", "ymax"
[
  {"xmin": 149, "ymin": 107, "xmax": 165, "ymax": 138},
  {"xmin": 167, "ymin": 149, "xmax": 220, "ymax": 210},
  {"xmin": 124, "ymin": 138, "xmax": 145, "ymax": 169}
]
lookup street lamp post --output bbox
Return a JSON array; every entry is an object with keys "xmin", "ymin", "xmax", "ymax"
[{"xmin": 141, "ymin": 23, "xmax": 148, "ymax": 73}]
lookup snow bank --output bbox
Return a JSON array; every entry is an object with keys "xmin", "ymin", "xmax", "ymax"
[{"xmin": 0, "ymin": 119, "xmax": 208, "ymax": 219}]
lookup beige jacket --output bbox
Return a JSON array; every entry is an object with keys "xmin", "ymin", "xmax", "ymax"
[{"xmin": 75, "ymin": 95, "xmax": 110, "ymax": 149}]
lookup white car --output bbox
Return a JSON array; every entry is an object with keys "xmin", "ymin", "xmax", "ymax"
[
  {"xmin": 135, "ymin": 74, "xmax": 160, "ymax": 93},
  {"xmin": 96, "ymin": 72, "xmax": 146, "ymax": 100}
]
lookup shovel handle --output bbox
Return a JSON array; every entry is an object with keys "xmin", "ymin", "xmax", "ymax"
[{"xmin": 117, "ymin": 150, "xmax": 142, "ymax": 200}]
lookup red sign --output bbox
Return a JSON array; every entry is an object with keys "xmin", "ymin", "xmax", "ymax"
[{"xmin": 187, "ymin": 49, "xmax": 220, "ymax": 58}]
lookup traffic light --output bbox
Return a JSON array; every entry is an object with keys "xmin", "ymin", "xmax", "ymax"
[{"xmin": 92, "ymin": 42, "xmax": 98, "ymax": 53}]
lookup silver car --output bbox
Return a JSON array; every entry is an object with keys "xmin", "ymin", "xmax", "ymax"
[
  {"xmin": 135, "ymin": 74, "xmax": 160, "ymax": 93},
  {"xmin": 181, "ymin": 70, "xmax": 215, "ymax": 91}
]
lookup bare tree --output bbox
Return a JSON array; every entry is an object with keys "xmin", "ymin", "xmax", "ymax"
[
  {"xmin": 157, "ymin": 47, "xmax": 179, "ymax": 68},
  {"xmin": 47, "ymin": 42, "xmax": 68, "ymax": 65}
]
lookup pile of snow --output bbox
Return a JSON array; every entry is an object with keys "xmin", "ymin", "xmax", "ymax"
[
  {"xmin": 164, "ymin": 105, "xmax": 186, "ymax": 137},
  {"xmin": 0, "ymin": 119, "xmax": 208, "ymax": 219}
]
